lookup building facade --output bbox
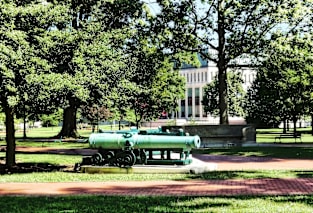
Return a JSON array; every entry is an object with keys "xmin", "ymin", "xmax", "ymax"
[{"xmin": 177, "ymin": 63, "xmax": 256, "ymax": 121}]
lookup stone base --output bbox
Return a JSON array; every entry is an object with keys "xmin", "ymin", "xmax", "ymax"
[{"xmin": 80, "ymin": 155, "xmax": 217, "ymax": 174}]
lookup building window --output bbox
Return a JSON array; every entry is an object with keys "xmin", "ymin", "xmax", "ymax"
[
  {"xmin": 188, "ymin": 88, "xmax": 192, "ymax": 117},
  {"xmin": 195, "ymin": 88, "xmax": 200, "ymax": 117},
  {"xmin": 195, "ymin": 88, "xmax": 200, "ymax": 105},
  {"xmin": 187, "ymin": 88, "xmax": 192, "ymax": 105},
  {"xmin": 180, "ymin": 100, "xmax": 185, "ymax": 117}
]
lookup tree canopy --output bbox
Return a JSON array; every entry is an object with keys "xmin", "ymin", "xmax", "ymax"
[
  {"xmin": 0, "ymin": 0, "xmax": 67, "ymax": 166},
  {"xmin": 245, "ymin": 33, "xmax": 313, "ymax": 130},
  {"xmin": 148, "ymin": 0, "xmax": 310, "ymax": 124}
]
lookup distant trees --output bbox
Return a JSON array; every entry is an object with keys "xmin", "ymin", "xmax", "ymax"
[
  {"xmin": 202, "ymin": 71, "xmax": 246, "ymax": 118},
  {"xmin": 245, "ymin": 34, "xmax": 313, "ymax": 131},
  {"xmin": 80, "ymin": 105, "xmax": 112, "ymax": 132}
]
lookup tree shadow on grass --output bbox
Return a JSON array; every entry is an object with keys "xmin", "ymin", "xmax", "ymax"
[
  {"xmin": 294, "ymin": 170, "xmax": 313, "ymax": 178},
  {"xmin": 0, "ymin": 162, "xmax": 67, "ymax": 175}
]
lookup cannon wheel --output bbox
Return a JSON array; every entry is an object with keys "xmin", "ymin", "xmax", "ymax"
[
  {"xmin": 92, "ymin": 153, "xmax": 103, "ymax": 165},
  {"xmin": 115, "ymin": 151, "xmax": 136, "ymax": 167},
  {"xmin": 103, "ymin": 151, "xmax": 115, "ymax": 165}
]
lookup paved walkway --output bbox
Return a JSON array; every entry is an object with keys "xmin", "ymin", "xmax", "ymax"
[
  {"xmin": 1, "ymin": 178, "xmax": 313, "ymax": 196},
  {"xmin": 0, "ymin": 148, "xmax": 313, "ymax": 196}
]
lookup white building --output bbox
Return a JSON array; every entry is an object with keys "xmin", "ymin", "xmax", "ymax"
[{"xmin": 177, "ymin": 59, "xmax": 256, "ymax": 122}]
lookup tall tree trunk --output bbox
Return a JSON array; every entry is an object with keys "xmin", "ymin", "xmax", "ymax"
[
  {"xmin": 283, "ymin": 118, "xmax": 287, "ymax": 133},
  {"xmin": 217, "ymin": 0, "xmax": 229, "ymax": 125},
  {"xmin": 57, "ymin": 99, "xmax": 79, "ymax": 138},
  {"xmin": 293, "ymin": 115, "xmax": 297, "ymax": 136},
  {"xmin": 23, "ymin": 110, "xmax": 27, "ymax": 139},
  {"xmin": 4, "ymin": 106, "xmax": 16, "ymax": 167},
  {"xmin": 218, "ymin": 64, "xmax": 228, "ymax": 125}
]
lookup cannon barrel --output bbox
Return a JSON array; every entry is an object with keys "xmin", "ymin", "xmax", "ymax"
[{"xmin": 89, "ymin": 132, "xmax": 201, "ymax": 151}]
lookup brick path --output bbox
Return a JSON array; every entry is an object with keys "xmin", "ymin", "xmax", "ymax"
[
  {"xmin": 0, "ymin": 147, "xmax": 313, "ymax": 196},
  {"xmin": 0, "ymin": 178, "xmax": 313, "ymax": 196}
]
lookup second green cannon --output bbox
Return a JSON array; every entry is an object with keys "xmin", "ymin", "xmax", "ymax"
[{"xmin": 83, "ymin": 132, "xmax": 201, "ymax": 167}]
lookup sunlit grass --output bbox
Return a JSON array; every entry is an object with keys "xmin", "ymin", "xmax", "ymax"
[
  {"xmin": 0, "ymin": 195, "xmax": 313, "ymax": 213},
  {"xmin": 15, "ymin": 141, "xmax": 89, "ymax": 148},
  {"xmin": 256, "ymin": 127, "xmax": 313, "ymax": 143},
  {"xmin": 2, "ymin": 170, "xmax": 313, "ymax": 183},
  {"xmin": 194, "ymin": 147, "xmax": 313, "ymax": 159}
]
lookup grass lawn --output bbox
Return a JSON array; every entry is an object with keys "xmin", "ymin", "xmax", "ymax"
[
  {"xmin": 1, "ymin": 195, "xmax": 313, "ymax": 213},
  {"xmin": 256, "ymin": 127, "xmax": 313, "ymax": 143},
  {"xmin": 194, "ymin": 146, "xmax": 313, "ymax": 159}
]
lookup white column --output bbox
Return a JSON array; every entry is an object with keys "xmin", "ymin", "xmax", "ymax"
[
  {"xmin": 199, "ymin": 86, "xmax": 203, "ymax": 119},
  {"xmin": 185, "ymin": 89, "xmax": 188, "ymax": 119}
]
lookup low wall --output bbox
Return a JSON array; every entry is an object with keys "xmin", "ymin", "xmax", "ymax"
[{"xmin": 162, "ymin": 125, "xmax": 256, "ymax": 147}]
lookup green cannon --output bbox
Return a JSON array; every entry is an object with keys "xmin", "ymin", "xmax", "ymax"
[
  {"xmin": 84, "ymin": 132, "xmax": 201, "ymax": 167},
  {"xmin": 98, "ymin": 126, "xmax": 139, "ymax": 134},
  {"xmin": 139, "ymin": 127, "xmax": 187, "ymax": 136}
]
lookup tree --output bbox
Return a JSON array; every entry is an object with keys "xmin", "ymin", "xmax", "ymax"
[
  {"xmin": 0, "ymin": 1, "xmax": 67, "ymax": 167},
  {"xmin": 39, "ymin": 109, "xmax": 63, "ymax": 127},
  {"xmin": 245, "ymin": 34, "xmax": 313, "ymax": 132},
  {"xmin": 40, "ymin": 0, "xmax": 145, "ymax": 138},
  {"xmin": 149, "ymin": 0, "xmax": 310, "ymax": 124},
  {"xmin": 111, "ymin": 32, "xmax": 189, "ymax": 128},
  {"xmin": 202, "ymin": 70, "xmax": 246, "ymax": 117},
  {"xmin": 112, "ymin": 62, "xmax": 185, "ymax": 129},
  {"xmin": 245, "ymin": 70, "xmax": 283, "ymax": 128},
  {"xmin": 80, "ymin": 105, "xmax": 113, "ymax": 132}
]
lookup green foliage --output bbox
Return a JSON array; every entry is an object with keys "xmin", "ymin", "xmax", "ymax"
[
  {"xmin": 0, "ymin": 0, "xmax": 69, "ymax": 166},
  {"xmin": 245, "ymin": 34, "xmax": 313, "ymax": 128},
  {"xmin": 0, "ymin": 113, "xmax": 4, "ymax": 125},
  {"xmin": 149, "ymin": 0, "xmax": 310, "ymax": 124},
  {"xmin": 111, "ymin": 27, "xmax": 187, "ymax": 126},
  {"xmin": 202, "ymin": 70, "xmax": 246, "ymax": 117},
  {"xmin": 80, "ymin": 105, "xmax": 113, "ymax": 126},
  {"xmin": 39, "ymin": 109, "xmax": 63, "ymax": 127}
]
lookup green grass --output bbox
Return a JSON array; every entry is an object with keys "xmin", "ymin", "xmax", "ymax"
[
  {"xmin": 0, "ymin": 195, "xmax": 313, "ymax": 213},
  {"xmin": 0, "ymin": 125, "xmax": 128, "ymax": 139},
  {"xmin": 14, "ymin": 141, "xmax": 89, "ymax": 148},
  {"xmin": 1, "ymin": 170, "xmax": 313, "ymax": 183},
  {"xmin": 194, "ymin": 147, "xmax": 313, "ymax": 159},
  {"xmin": 256, "ymin": 127, "xmax": 313, "ymax": 143}
]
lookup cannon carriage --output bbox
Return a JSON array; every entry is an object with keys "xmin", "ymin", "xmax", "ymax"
[{"xmin": 80, "ymin": 129, "xmax": 201, "ymax": 168}]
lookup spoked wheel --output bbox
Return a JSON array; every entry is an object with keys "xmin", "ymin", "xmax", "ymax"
[
  {"xmin": 91, "ymin": 153, "xmax": 103, "ymax": 165},
  {"xmin": 115, "ymin": 151, "xmax": 136, "ymax": 167},
  {"xmin": 103, "ymin": 151, "xmax": 115, "ymax": 165}
]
